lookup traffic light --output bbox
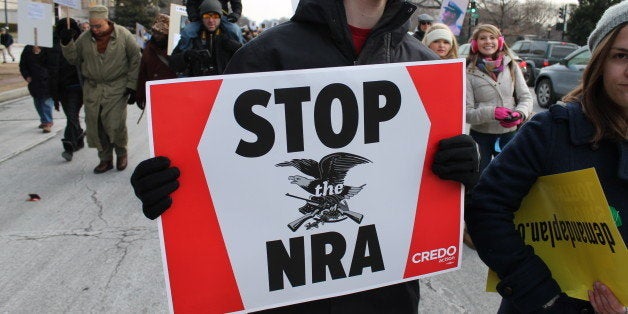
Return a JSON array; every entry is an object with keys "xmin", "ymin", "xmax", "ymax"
[
  {"xmin": 470, "ymin": 1, "xmax": 477, "ymax": 14},
  {"xmin": 558, "ymin": 7, "xmax": 565, "ymax": 20}
]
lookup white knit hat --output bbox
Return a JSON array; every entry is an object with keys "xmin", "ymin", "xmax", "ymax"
[
  {"xmin": 588, "ymin": 1, "xmax": 628, "ymax": 52},
  {"xmin": 423, "ymin": 28, "xmax": 453, "ymax": 46}
]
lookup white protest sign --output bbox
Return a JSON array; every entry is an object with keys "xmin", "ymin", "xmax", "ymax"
[
  {"xmin": 18, "ymin": 0, "xmax": 53, "ymax": 48},
  {"xmin": 167, "ymin": 3, "xmax": 188, "ymax": 54},
  {"xmin": 53, "ymin": 0, "xmax": 81, "ymax": 10},
  {"xmin": 147, "ymin": 60, "xmax": 465, "ymax": 313}
]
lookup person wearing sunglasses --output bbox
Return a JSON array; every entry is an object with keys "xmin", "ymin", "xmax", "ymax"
[
  {"xmin": 413, "ymin": 13, "xmax": 434, "ymax": 41},
  {"xmin": 169, "ymin": 0, "xmax": 242, "ymax": 78},
  {"xmin": 179, "ymin": 0, "xmax": 245, "ymax": 50}
]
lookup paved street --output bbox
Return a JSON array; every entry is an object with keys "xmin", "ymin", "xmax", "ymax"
[{"xmin": 0, "ymin": 92, "xmax": 529, "ymax": 312}]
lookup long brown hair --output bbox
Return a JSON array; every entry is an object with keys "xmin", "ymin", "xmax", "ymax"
[
  {"xmin": 466, "ymin": 24, "xmax": 517, "ymax": 79},
  {"xmin": 563, "ymin": 23, "xmax": 628, "ymax": 142}
]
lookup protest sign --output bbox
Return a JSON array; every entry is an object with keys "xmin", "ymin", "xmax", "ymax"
[
  {"xmin": 18, "ymin": 0, "xmax": 53, "ymax": 48},
  {"xmin": 147, "ymin": 60, "xmax": 465, "ymax": 312},
  {"xmin": 486, "ymin": 168, "xmax": 628, "ymax": 303},
  {"xmin": 53, "ymin": 0, "xmax": 81, "ymax": 10},
  {"xmin": 167, "ymin": 4, "xmax": 188, "ymax": 54}
]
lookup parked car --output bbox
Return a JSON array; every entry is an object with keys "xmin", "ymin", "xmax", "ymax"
[
  {"xmin": 534, "ymin": 46, "xmax": 591, "ymax": 108},
  {"xmin": 510, "ymin": 39, "xmax": 579, "ymax": 86},
  {"xmin": 458, "ymin": 43, "xmax": 529, "ymax": 81}
]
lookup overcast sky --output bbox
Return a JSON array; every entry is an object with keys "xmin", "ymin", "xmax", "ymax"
[{"xmin": 240, "ymin": 0, "xmax": 295, "ymax": 22}]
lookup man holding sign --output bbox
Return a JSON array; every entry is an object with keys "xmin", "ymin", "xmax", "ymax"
[
  {"xmin": 131, "ymin": 0, "xmax": 479, "ymax": 312},
  {"xmin": 60, "ymin": 6, "xmax": 140, "ymax": 174}
]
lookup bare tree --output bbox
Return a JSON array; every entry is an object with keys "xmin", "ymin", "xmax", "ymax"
[{"xmin": 471, "ymin": 0, "xmax": 555, "ymax": 40}]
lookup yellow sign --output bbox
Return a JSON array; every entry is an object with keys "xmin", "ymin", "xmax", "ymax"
[{"xmin": 486, "ymin": 168, "xmax": 628, "ymax": 303}]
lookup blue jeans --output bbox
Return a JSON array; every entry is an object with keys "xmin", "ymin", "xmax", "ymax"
[
  {"xmin": 178, "ymin": 17, "xmax": 244, "ymax": 50},
  {"xmin": 33, "ymin": 97, "xmax": 53, "ymax": 124},
  {"xmin": 470, "ymin": 130, "xmax": 516, "ymax": 173}
]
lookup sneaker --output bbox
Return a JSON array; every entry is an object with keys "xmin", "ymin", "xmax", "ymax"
[
  {"xmin": 42, "ymin": 124, "xmax": 51, "ymax": 133},
  {"xmin": 38, "ymin": 123, "xmax": 44, "ymax": 129},
  {"xmin": 61, "ymin": 150, "xmax": 73, "ymax": 161}
]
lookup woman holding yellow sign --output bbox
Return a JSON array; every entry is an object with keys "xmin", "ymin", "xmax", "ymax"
[{"xmin": 466, "ymin": 2, "xmax": 628, "ymax": 313}]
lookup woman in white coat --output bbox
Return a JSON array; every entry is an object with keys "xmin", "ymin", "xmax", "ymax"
[{"xmin": 466, "ymin": 24, "xmax": 533, "ymax": 172}]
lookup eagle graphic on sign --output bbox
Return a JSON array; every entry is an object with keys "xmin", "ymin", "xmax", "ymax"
[{"xmin": 276, "ymin": 152, "xmax": 371, "ymax": 231}]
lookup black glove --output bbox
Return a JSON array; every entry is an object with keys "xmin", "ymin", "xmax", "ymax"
[
  {"xmin": 137, "ymin": 100, "xmax": 146, "ymax": 110},
  {"xmin": 54, "ymin": 100, "xmax": 60, "ymax": 111},
  {"xmin": 183, "ymin": 49, "xmax": 202, "ymax": 62},
  {"xmin": 59, "ymin": 28, "xmax": 77, "ymax": 45},
  {"xmin": 124, "ymin": 88, "xmax": 136, "ymax": 104},
  {"xmin": 226, "ymin": 12, "xmax": 239, "ymax": 23},
  {"xmin": 130, "ymin": 156, "xmax": 181, "ymax": 220},
  {"xmin": 431, "ymin": 134, "xmax": 480, "ymax": 189}
]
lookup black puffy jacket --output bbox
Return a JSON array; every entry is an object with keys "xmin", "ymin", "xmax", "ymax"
[
  {"xmin": 19, "ymin": 45, "xmax": 58, "ymax": 98},
  {"xmin": 224, "ymin": 1, "xmax": 438, "ymax": 313},
  {"xmin": 225, "ymin": 0, "xmax": 438, "ymax": 74},
  {"xmin": 170, "ymin": 27, "xmax": 241, "ymax": 77}
]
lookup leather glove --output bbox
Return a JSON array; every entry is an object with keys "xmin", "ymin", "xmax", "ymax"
[
  {"xmin": 494, "ymin": 107, "xmax": 513, "ymax": 121},
  {"xmin": 124, "ymin": 88, "xmax": 136, "ymax": 104},
  {"xmin": 130, "ymin": 156, "xmax": 181, "ymax": 220},
  {"xmin": 183, "ymin": 49, "xmax": 202, "ymax": 62},
  {"xmin": 432, "ymin": 134, "xmax": 480, "ymax": 189},
  {"xmin": 54, "ymin": 100, "xmax": 60, "ymax": 111},
  {"xmin": 499, "ymin": 110, "xmax": 524, "ymax": 128},
  {"xmin": 226, "ymin": 12, "xmax": 239, "ymax": 23},
  {"xmin": 137, "ymin": 100, "xmax": 146, "ymax": 110},
  {"xmin": 59, "ymin": 28, "xmax": 77, "ymax": 45}
]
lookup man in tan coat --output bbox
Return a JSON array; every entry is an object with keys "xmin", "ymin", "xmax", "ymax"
[{"xmin": 60, "ymin": 6, "xmax": 140, "ymax": 174}]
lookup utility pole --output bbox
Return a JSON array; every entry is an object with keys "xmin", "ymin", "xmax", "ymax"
[
  {"xmin": 558, "ymin": 5, "xmax": 568, "ymax": 41},
  {"xmin": 4, "ymin": 0, "xmax": 8, "ymax": 29}
]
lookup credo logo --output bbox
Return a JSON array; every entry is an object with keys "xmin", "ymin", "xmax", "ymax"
[{"xmin": 412, "ymin": 246, "xmax": 457, "ymax": 264}]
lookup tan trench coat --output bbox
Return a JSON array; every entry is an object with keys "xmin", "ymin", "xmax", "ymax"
[{"xmin": 61, "ymin": 23, "xmax": 140, "ymax": 151}]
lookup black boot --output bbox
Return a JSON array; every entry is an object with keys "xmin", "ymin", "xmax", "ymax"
[
  {"xmin": 76, "ymin": 132, "xmax": 85, "ymax": 151},
  {"xmin": 61, "ymin": 139, "xmax": 74, "ymax": 161}
]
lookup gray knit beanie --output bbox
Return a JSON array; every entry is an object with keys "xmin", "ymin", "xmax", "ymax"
[{"xmin": 588, "ymin": 1, "xmax": 628, "ymax": 53}]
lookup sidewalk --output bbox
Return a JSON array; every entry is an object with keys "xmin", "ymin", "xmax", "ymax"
[{"xmin": 0, "ymin": 44, "xmax": 30, "ymax": 103}]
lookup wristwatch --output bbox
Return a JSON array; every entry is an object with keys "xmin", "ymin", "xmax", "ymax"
[{"xmin": 542, "ymin": 294, "xmax": 560, "ymax": 309}]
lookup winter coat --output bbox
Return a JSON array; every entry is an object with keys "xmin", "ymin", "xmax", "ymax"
[
  {"xmin": 61, "ymin": 23, "xmax": 141, "ymax": 151},
  {"xmin": 170, "ymin": 27, "xmax": 241, "ymax": 77},
  {"xmin": 224, "ymin": 0, "xmax": 438, "ymax": 313},
  {"xmin": 466, "ymin": 55, "xmax": 533, "ymax": 134},
  {"xmin": 0, "ymin": 32, "xmax": 13, "ymax": 47},
  {"xmin": 224, "ymin": 0, "xmax": 438, "ymax": 74},
  {"xmin": 412, "ymin": 30, "xmax": 425, "ymax": 41},
  {"xmin": 136, "ymin": 40, "xmax": 177, "ymax": 105},
  {"xmin": 50, "ymin": 41, "xmax": 82, "ymax": 101},
  {"xmin": 19, "ymin": 45, "xmax": 57, "ymax": 98},
  {"xmin": 466, "ymin": 103, "xmax": 627, "ymax": 313},
  {"xmin": 186, "ymin": 0, "xmax": 242, "ymax": 22}
]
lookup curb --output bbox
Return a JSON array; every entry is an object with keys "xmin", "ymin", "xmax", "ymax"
[{"xmin": 0, "ymin": 87, "xmax": 29, "ymax": 103}]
